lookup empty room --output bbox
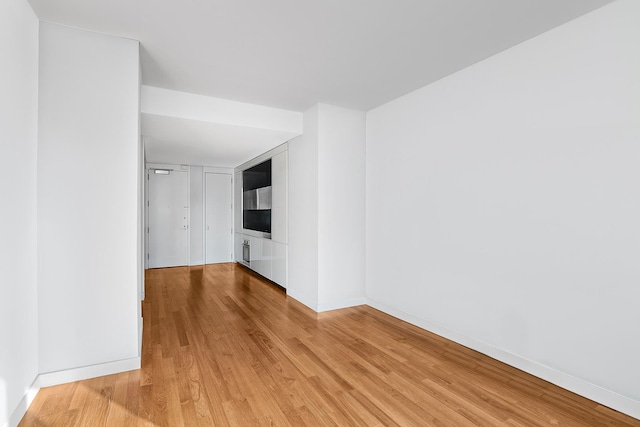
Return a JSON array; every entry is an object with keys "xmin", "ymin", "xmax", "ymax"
[{"xmin": 1, "ymin": 0, "xmax": 639, "ymax": 426}]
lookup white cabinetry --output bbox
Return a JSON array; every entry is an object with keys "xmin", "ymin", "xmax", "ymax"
[
  {"xmin": 272, "ymin": 241, "xmax": 287, "ymax": 288},
  {"xmin": 234, "ymin": 171, "xmax": 242, "ymax": 232},
  {"xmin": 271, "ymin": 150, "xmax": 287, "ymax": 244},
  {"xmin": 243, "ymin": 234, "xmax": 286, "ymax": 288},
  {"xmin": 235, "ymin": 144, "xmax": 287, "ymax": 289},
  {"xmin": 249, "ymin": 236, "xmax": 272, "ymax": 279}
]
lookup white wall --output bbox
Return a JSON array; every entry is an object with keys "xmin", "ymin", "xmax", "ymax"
[
  {"xmin": 366, "ymin": 0, "xmax": 640, "ymax": 418},
  {"xmin": 317, "ymin": 104, "xmax": 366, "ymax": 310},
  {"xmin": 0, "ymin": 0, "xmax": 39, "ymax": 425},
  {"xmin": 288, "ymin": 104, "xmax": 367, "ymax": 311},
  {"xmin": 190, "ymin": 165, "xmax": 204, "ymax": 265},
  {"xmin": 288, "ymin": 107, "xmax": 320, "ymax": 309},
  {"xmin": 38, "ymin": 23, "xmax": 141, "ymax": 374}
]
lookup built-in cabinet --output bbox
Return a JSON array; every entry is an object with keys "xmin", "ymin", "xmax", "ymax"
[
  {"xmin": 250, "ymin": 236, "xmax": 272, "ymax": 279},
  {"xmin": 234, "ymin": 171, "xmax": 242, "ymax": 233},
  {"xmin": 234, "ymin": 144, "xmax": 288, "ymax": 288},
  {"xmin": 271, "ymin": 241, "xmax": 287, "ymax": 286},
  {"xmin": 271, "ymin": 150, "xmax": 287, "ymax": 243}
]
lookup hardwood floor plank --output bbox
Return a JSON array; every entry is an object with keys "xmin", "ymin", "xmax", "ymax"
[
  {"xmin": 348, "ymin": 388, "xmax": 403, "ymax": 427},
  {"xmin": 137, "ymin": 384, "xmax": 153, "ymax": 424},
  {"xmin": 19, "ymin": 263, "xmax": 640, "ymax": 426},
  {"xmin": 222, "ymin": 398, "xmax": 259, "ymax": 427},
  {"xmin": 105, "ymin": 374, "xmax": 129, "ymax": 425}
]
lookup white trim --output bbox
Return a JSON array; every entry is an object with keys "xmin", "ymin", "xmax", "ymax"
[
  {"xmin": 366, "ymin": 298, "xmax": 640, "ymax": 421},
  {"xmin": 138, "ymin": 320, "xmax": 144, "ymax": 357},
  {"xmin": 317, "ymin": 298, "xmax": 367, "ymax": 313},
  {"xmin": 7, "ymin": 378, "xmax": 40, "ymax": 427},
  {"xmin": 144, "ymin": 154, "xmax": 149, "ymax": 271},
  {"xmin": 287, "ymin": 293, "xmax": 367, "ymax": 313},
  {"xmin": 286, "ymin": 290, "xmax": 319, "ymax": 312},
  {"xmin": 37, "ymin": 357, "xmax": 141, "ymax": 388},
  {"xmin": 202, "ymin": 167, "xmax": 206, "ymax": 264},
  {"xmin": 202, "ymin": 166, "xmax": 234, "ymax": 174},
  {"xmin": 138, "ymin": 134, "xmax": 145, "ymax": 330},
  {"xmin": 8, "ymin": 357, "xmax": 140, "ymax": 426}
]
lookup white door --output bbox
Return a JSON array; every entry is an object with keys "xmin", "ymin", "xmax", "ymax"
[
  {"xmin": 205, "ymin": 173, "xmax": 233, "ymax": 264},
  {"xmin": 148, "ymin": 169, "xmax": 189, "ymax": 268}
]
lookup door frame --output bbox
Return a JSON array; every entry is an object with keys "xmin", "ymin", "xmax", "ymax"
[{"xmin": 145, "ymin": 163, "xmax": 191, "ymax": 269}]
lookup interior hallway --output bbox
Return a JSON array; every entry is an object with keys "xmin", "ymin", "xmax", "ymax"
[{"xmin": 19, "ymin": 264, "xmax": 640, "ymax": 426}]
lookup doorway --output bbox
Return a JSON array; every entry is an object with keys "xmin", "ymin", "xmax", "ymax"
[{"xmin": 147, "ymin": 166, "xmax": 189, "ymax": 268}]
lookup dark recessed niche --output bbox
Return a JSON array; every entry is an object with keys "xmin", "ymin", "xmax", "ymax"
[
  {"xmin": 243, "ymin": 210, "xmax": 271, "ymax": 233},
  {"xmin": 242, "ymin": 158, "xmax": 272, "ymax": 234},
  {"xmin": 243, "ymin": 159, "xmax": 271, "ymax": 191}
]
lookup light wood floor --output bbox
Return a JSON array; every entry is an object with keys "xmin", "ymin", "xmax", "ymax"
[{"xmin": 20, "ymin": 263, "xmax": 640, "ymax": 426}]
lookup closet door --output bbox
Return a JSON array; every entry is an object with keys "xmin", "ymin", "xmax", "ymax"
[{"xmin": 205, "ymin": 172, "xmax": 233, "ymax": 264}]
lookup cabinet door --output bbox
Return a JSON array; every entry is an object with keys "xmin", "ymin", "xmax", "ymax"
[
  {"xmin": 271, "ymin": 151, "xmax": 287, "ymax": 244},
  {"xmin": 250, "ymin": 237, "xmax": 272, "ymax": 280},
  {"xmin": 272, "ymin": 241, "xmax": 287, "ymax": 288},
  {"xmin": 234, "ymin": 171, "xmax": 242, "ymax": 232},
  {"xmin": 262, "ymin": 239, "xmax": 272, "ymax": 280},
  {"xmin": 249, "ymin": 236, "xmax": 261, "ymax": 270}
]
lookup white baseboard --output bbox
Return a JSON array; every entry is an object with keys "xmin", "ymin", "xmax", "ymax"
[
  {"xmin": 7, "ymin": 378, "xmax": 40, "ymax": 427},
  {"xmin": 286, "ymin": 290, "xmax": 318, "ymax": 312},
  {"xmin": 287, "ymin": 291, "xmax": 367, "ymax": 313},
  {"xmin": 37, "ymin": 356, "xmax": 141, "ymax": 388},
  {"xmin": 138, "ymin": 318, "xmax": 144, "ymax": 355},
  {"xmin": 7, "ymin": 357, "xmax": 141, "ymax": 426},
  {"xmin": 366, "ymin": 298, "xmax": 640, "ymax": 421},
  {"xmin": 317, "ymin": 297, "xmax": 367, "ymax": 313}
]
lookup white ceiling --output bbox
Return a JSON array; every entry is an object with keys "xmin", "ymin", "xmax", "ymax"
[
  {"xmin": 27, "ymin": 0, "xmax": 613, "ymax": 166},
  {"xmin": 28, "ymin": 0, "xmax": 612, "ymax": 112}
]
